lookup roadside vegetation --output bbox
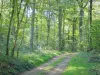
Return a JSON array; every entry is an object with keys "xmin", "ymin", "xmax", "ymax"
[
  {"xmin": 63, "ymin": 52, "xmax": 100, "ymax": 75},
  {"xmin": 0, "ymin": 50, "xmax": 61, "ymax": 75},
  {"xmin": 0, "ymin": 0, "xmax": 100, "ymax": 75}
]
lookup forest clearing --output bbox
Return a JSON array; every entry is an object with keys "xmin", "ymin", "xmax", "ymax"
[{"xmin": 0, "ymin": 0, "xmax": 100, "ymax": 75}]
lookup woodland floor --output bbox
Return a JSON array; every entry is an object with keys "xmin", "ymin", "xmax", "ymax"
[{"xmin": 20, "ymin": 53, "xmax": 76, "ymax": 75}]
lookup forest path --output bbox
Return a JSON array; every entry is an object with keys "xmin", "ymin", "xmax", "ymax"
[{"xmin": 21, "ymin": 52, "xmax": 76, "ymax": 75}]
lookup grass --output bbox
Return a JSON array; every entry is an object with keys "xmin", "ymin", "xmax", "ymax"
[
  {"xmin": 0, "ymin": 50, "xmax": 61, "ymax": 75},
  {"xmin": 63, "ymin": 52, "xmax": 100, "ymax": 75}
]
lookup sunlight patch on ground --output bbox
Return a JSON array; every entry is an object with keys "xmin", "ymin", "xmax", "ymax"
[
  {"xmin": 67, "ymin": 66, "xmax": 85, "ymax": 71},
  {"xmin": 54, "ymin": 68, "xmax": 63, "ymax": 72}
]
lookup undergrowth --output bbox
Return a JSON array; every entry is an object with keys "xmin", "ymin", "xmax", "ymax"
[{"xmin": 0, "ymin": 50, "xmax": 61, "ymax": 75}]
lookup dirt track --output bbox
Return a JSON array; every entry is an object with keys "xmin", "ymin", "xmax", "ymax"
[{"xmin": 21, "ymin": 53, "xmax": 75, "ymax": 75}]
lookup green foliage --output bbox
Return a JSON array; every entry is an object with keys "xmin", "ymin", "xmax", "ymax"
[
  {"xmin": 21, "ymin": 50, "xmax": 61, "ymax": 66},
  {"xmin": 91, "ymin": 20, "xmax": 100, "ymax": 53},
  {"xmin": 0, "ymin": 50, "xmax": 61, "ymax": 75},
  {"xmin": 63, "ymin": 52, "xmax": 100, "ymax": 75},
  {"xmin": 0, "ymin": 54, "xmax": 34, "ymax": 75},
  {"xmin": 0, "ymin": 0, "xmax": 100, "ymax": 74}
]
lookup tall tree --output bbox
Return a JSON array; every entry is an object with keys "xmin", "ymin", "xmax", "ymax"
[
  {"xmin": 58, "ymin": 6, "xmax": 62, "ymax": 50},
  {"xmin": 30, "ymin": 0, "xmax": 36, "ymax": 50},
  {"xmin": 46, "ymin": 0, "xmax": 52, "ymax": 46},
  {"xmin": 89, "ymin": 0, "xmax": 93, "ymax": 47},
  {"xmin": 6, "ymin": 0, "xmax": 15, "ymax": 56},
  {"xmin": 76, "ymin": 0, "xmax": 89, "ymax": 50},
  {"xmin": 16, "ymin": 3, "xmax": 27, "ymax": 58},
  {"xmin": 11, "ymin": 0, "xmax": 25, "ymax": 57}
]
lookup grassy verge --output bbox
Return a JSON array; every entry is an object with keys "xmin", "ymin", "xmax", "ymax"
[
  {"xmin": 0, "ymin": 50, "xmax": 61, "ymax": 75},
  {"xmin": 63, "ymin": 52, "xmax": 100, "ymax": 75}
]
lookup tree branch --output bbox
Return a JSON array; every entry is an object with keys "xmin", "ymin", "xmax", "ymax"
[{"xmin": 83, "ymin": 0, "xmax": 89, "ymax": 8}]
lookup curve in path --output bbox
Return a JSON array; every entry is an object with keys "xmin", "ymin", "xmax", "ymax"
[{"xmin": 20, "ymin": 53, "xmax": 76, "ymax": 75}]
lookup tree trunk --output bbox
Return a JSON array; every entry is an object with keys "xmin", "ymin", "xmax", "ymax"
[
  {"xmin": 72, "ymin": 17, "xmax": 77, "ymax": 51},
  {"xmin": 58, "ymin": 7, "xmax": 62, "ymax": 50},
  {"xmin": 30, "ymin": 0, "xmax": 36, "ymax": 50},
  {"xmin": 6, "ymin": 0, "xmax": 14, "ymax": 56},
  {"xmin": 47, "ymin": 0, "xmax": 51, "ymax": 46},
  {"xmin": 36, "ymin": 25, "xmax": 39, "ymax": 47},
  {"xmin": 47, "ymin": 18, "xmax": 50, "ymax": 46},
  {"xmin": 0, "ymin": 0, "xmax": 3, "ymax": 51},
  {"xmin": 67, "ymin": 26, "xmax": 70, "ymax": 49},
  {"xmin": 11, "ymin": 0, "xmax": 24, "ymax": 57},
  {"xmin": 53, "ymin": 21, "xmax": 56, "ymax": 49},
  {"xmin": 77, "ymin": 0, "xmax": 88, "ymax": 50},
  {"xmin": 17, "ymin": 25, "xmax": 25, "ymax": 58},
  {"xmin": 79, "ymin": 8, "xmax": 84, "ymax": 41},
  {"xmin": 89, "ymin": 0, "xmax": 92, "ymax": 46},
  {"xmin": 62, "ymin": 11, "xmax": 65, "ymax": 50}
]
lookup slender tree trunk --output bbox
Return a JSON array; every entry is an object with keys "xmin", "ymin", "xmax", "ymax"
[
  {"xmin": 79, "ymin": 8, "xmax": 84, "ymax": 41},
  {"xmin": 90, "ymin": 0, "xmax": 92, "ymax": 25},
  {"xmin": 79, "ymin": 8, "xmax": 84, "ymax": 50},
  {"xmin": 62, "ymin": 11, "xmax": 65, "ymax": 50},
  {"xmin": 11, "ymin": 0, "xmax": 24, "ymax": 57},
  {"xmin": 58, "ymin": 7, "xmax": 62, "ymax": 50},
  {"xmin": 67, "ymin": 26, "xmax": 70, "ymax": 50},
  {"xmin": 30, "ymin": 0, "xmax": 36, "ymax": 50},
  {"xmin": 0, "ymin": 0, "xmax": 3, "ymax": 28},
  {"xmin": 77, "ymin": 0, "xmax": 89, "ymax": 50},
  {"xmin": 47, "ymin": 18, "xmax": 50, "ymax": 46},
  {"xmin": 53, "ymin": 21, "xmax": 56, "ymax": 49},
  {"xmin": 36, "ymin": 25, "xmax": 39, "ymax": 47},
  {"xmin": 17, "ymin": 4, "xmax": 27, "ymax": 58},
  {"xmin": 47, "ymin": 0, "xmax": 51, "ymax": 46},
  {"xmin": 17, "ymin": 23, "xmax": 25, "ymax": 58},
  {"xmin": 40, "ymin": 17, "xmax": 43, "ymax": 41},
  {"xmin": 6, "ymin": 0, "xmax": 14, "ymax": 56},
  {"xmin": 72, "ymin": 17, "xmax": 77, "ymax": 51},
  {"xmin": 0, "ymin": 0, "xmax": 3, "ymax": 50},
  {"xmin": 30, "ymin": 26, "xmax": 34, "ymax": 50},
  {"xmin": 89, "ymin": 0, "xmax": 92, "ymax": 46}
]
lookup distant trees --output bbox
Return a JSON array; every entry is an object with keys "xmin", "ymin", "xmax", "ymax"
[
  {"xmin": 76, "ymin": 0, "xmax": 89, "ymax": 50},
  {"xmin": 0, "ymin": 0, "xmax": 99, "ymax": 57}
]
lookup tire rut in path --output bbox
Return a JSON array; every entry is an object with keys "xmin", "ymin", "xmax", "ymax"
[{"xmin": 47, "ymin": 56, "xmax": 71, "ymax": 75}]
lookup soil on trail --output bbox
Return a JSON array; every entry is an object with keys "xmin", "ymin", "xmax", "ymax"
[{"xmin": 20, "ymin": 53, "xmax": 76, "ymax": 75}]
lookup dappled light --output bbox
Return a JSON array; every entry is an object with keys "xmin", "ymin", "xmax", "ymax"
[
  {"xmin": 0, "ymin": 0, "xmax": 100, "ymax": 75},
  {"xmin": 63, "ymin": 52, "xmax": 100, "ymax": 75},
  {"xmin": 67, "ymin": 66, "xmax": 86, "ymax": 71}
]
